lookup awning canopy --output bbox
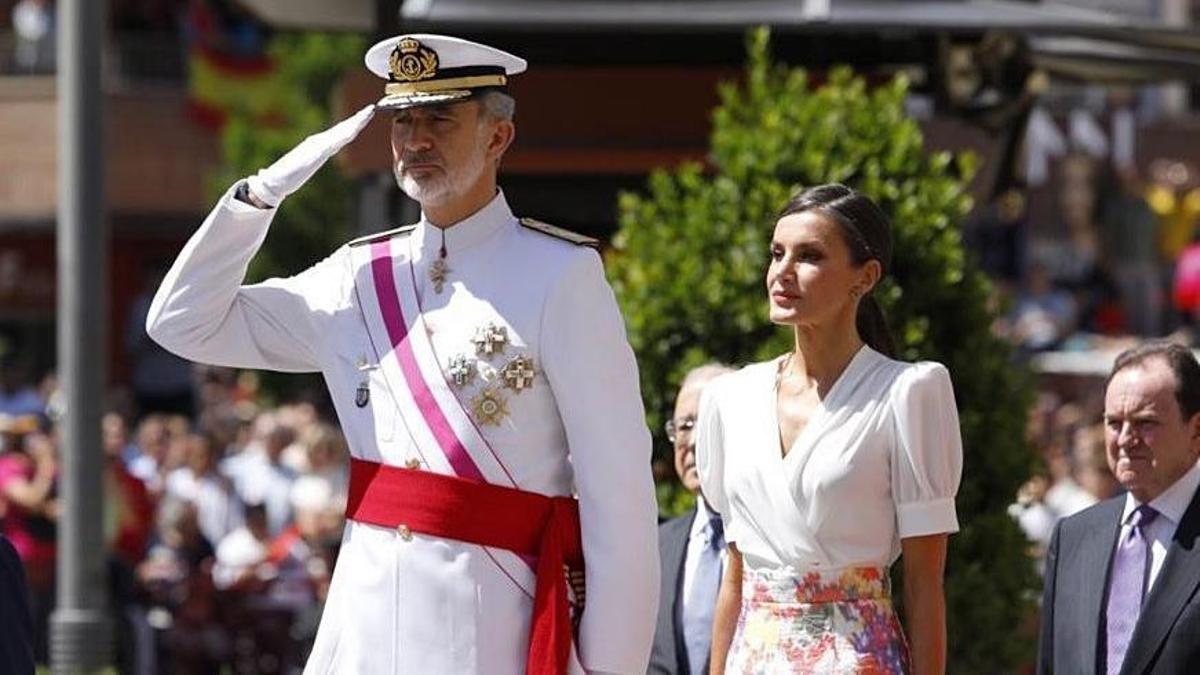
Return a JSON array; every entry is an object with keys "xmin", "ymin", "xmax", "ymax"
[{"xmin": 240, "ymin": 0, "xmax": 1200, "ymax": 82}]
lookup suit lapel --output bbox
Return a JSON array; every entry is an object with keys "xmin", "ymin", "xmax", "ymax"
[
  {"xmin": 1074, "ymin": 497, "xmax": 1124, "ymax": 669},
  {"xmin": 1122, "ymin": 485, "xmax": 1200, "ymax": 675}
]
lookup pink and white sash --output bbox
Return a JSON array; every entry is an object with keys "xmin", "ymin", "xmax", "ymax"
[{"xmin": 349, "ymin": 235, "xmax": 535, "ymax": 595}]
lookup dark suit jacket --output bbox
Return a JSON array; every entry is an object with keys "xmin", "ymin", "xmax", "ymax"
[
  {"xmin": 648, "ymin": 507, "xmax": 705, "ymax": 675},
  {"xmin": 1038, "ymin": 485, "xmax": 1200, "ymax": 674},
  {"xmin": 0, "ymin": 534, "xmax": 35, "ymax": 675}
]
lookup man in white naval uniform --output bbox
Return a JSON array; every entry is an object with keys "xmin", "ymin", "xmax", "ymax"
[{"xmin": 146, "ymin": 34, "xmax": 659, "ymax": 674}]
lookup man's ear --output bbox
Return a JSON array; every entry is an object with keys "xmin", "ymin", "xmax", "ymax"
[
  {"xmin": 1189, "ymin": 411, "xmax": 1200, "ymax": 453},
  {"xmin": 487, "ymin": 119, "xmax": 515, "ymax": 164}
]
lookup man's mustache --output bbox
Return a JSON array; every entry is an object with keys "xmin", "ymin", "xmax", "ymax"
[{"xmin": 400, "ymin": 151, "xmax": 443, "ymax": 167}]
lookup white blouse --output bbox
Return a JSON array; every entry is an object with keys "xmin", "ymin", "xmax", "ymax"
[{"xmin": 696, "ymin": 346, "xmax": 963, "ymax": 572}]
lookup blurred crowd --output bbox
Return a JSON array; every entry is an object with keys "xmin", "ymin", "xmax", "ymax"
[
  {"xmin": 0, "ymin": 363, "xmax": 348, "ymax": 674},
  {"xmin": 969, "ymin": 151, "xmax": 1200, "ymax": 353},
  {"xmin": 969, "ymin": 142, "xmax": 1200, "ymax": 578}
]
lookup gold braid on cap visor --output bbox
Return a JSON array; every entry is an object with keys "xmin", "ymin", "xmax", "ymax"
[{"xmin": 385, "ymin": 74, "xmax": 508, "ymax": 96}]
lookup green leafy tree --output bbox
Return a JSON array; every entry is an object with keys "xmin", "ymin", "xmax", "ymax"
[{"xmin": 608, "ymin": 27, "xmax": 1038, "ymax": 671}]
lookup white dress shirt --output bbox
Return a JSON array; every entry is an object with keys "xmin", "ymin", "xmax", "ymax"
[
  {"xmin": 1119, "ymin": 461, "xmax": 1200, "ymax": 594},
  {"xmin": 680, "ymin": 499, "xmax": 726, "ymax": 618}
]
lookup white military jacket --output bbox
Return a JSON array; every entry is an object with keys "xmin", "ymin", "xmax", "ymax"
[{"xmin": 146, "ymin": 186, "xmax": 660, "ymax": 674}]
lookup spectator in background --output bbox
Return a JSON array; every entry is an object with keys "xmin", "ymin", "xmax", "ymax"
[
  {"xmin": 1010, "ymin": 262, "xmax": 1078, "ymax": 352},
  {"xmin": 103, "ymin": 412, "xmax": 155, "ymax": 568},
  {"xmin": 126, "ymin": 266, "xmax": 196, "ymax": 419},
  {"xmin": 136, "ymin": 498, "xmax": 223, "ymax": 674},
  {"xmin": 1096, "ymin": 164, "xmax": 1162, "ymax": 336},
  {"xmin": 10, "ymin": 0, "xmax": 53, "ymax": 74},
  {"xmin": 227, "ymin": 421, "xmax": 297, "ymax": 537},
  {"xmin": 164, "ymin": 433, "xmax": 242, "ymax": 547},
  {"xmin": 0, "ymin": 415, "xmax": 57, "ymax": 663},
  {"xmin": 0, "ymin": 361, "xmax": 44, "ymax": 417}
]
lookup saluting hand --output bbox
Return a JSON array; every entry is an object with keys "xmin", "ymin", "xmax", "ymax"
[{"xmin": 246, "ymin": 103, "xmax": 377, "ymax": 207}]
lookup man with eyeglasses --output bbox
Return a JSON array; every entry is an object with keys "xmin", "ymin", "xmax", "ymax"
[{"xmin": 650, "ymin": 364, "xmax": 733, "ymax": 675}]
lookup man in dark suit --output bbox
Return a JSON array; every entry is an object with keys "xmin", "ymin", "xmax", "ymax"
[
  {"xmin": 0, "ymin": 533, "xmax": 35, "ymax": 675},
  {"xmin": 649, "ymin": 364, "xmax": 732, "ymax": 675},
  {"xmin": 1039, "ymin": 340, "xmax": 1200, "ymax": 675}
]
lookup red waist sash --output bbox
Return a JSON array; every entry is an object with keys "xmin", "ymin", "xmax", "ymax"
[{"xmin": 345, "ymin": 457, "xmax": 583, "ymax": 675}]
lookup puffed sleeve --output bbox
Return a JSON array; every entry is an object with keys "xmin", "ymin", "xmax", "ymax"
[
  {"xmin": 890, "ymin": 361, "xmax": 963, "ymax": 538},
  {"xmin": 695, "ymin": 383, "xmax": 729, "ymax": 518}
]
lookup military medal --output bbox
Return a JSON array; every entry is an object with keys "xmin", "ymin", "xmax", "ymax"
[
  {"xmin": 470, "ymin": 387, "xmax": 509, "ymax": 426},
  {"xmin": 429, "ymin": 257, "xmax": 450, "ymax": 294},
  {"xmin": 472, "ymin": 322, "xmax": 508, "ymax": 357},
  {"xmin": 355, "ymin": 356, "xmax": 375, "ymax": 408},
  {"xmin": 429, "ymin": 227, "xmax": 450, "ymax": 293},
  {"xmin": 501, "ymin": 355, "xmax": 536, "ymax": 393},
  {"xmin": 447, "ymin": 354, "xmax": 477, "ymax": 388}
]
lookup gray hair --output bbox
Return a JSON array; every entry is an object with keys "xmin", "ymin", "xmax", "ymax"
[
  {"xmin": 679, "ymin": 362, "xmax": 735, "ymax": 394},
  {"xmin": 477, "ymin": 90, "xmax": 516, "ymax": 123}
]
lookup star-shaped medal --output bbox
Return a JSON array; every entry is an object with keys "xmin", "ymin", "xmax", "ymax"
[{"xmin": 470, "ymin": 387, "xmax": 509, "ymax": 426}]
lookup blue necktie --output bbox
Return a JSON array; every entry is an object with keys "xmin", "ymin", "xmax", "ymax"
[
  {"xmin": 684, "ymin": 514, "xmax": 723, "ymax": 675},
  {"xmin": 1105, "ymin": 504, "xmax": 1158, "ymax": 675}
]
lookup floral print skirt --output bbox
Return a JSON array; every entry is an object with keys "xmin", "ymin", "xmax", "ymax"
[{"xmin": 725, "ymin": 565, "xmax": 909, "ymax": 674}]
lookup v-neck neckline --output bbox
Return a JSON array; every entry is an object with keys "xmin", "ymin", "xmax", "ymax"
[{"xmin": 771, "ymin": 345, "xmax": 870, "ymax": 463}]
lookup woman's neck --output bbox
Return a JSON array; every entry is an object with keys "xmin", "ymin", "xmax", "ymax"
[{"xmin": 784, "ymin": 324, "xmax": 864, "ymax": 395}]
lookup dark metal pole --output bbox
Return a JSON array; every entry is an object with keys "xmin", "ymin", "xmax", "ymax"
[{"xmin": 51, "ymin": 0, "xmax": 112, "ymax": 671}]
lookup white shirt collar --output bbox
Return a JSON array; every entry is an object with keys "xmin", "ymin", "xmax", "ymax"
[
  {"xmin": 1122, "ymin": 460, "xmax": 1200, "ymax": 526},
  {"xmin": 413, "ymin": 190, "xmax": 514, "ymax": 258},
  {"xmin": 689, "ymin": 497, "xmax": 720, "ymax": 541}
]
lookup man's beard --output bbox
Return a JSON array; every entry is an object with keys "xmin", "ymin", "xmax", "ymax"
[{"xmin": 393, "ymin": 128, "xmax": 488, "ymax": 207}]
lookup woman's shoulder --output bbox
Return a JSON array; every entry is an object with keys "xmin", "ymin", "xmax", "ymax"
[
  {"xmin": 704, "ymin": 358, "xmax": 779, "ymax": 399},
  {"xmin": 872, "ymin": 355, "xmax": 954, "ymax": 404}
]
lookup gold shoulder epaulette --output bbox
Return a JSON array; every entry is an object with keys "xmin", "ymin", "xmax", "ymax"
[
  {"xmin": 348, "ymin": 224, "xmax": 417, "ymax": 248},
  {"xmin": 519, "ymin": 218, "xmax": 599, "ymax": 248}
]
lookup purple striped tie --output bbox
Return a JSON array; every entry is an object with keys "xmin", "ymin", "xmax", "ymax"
[{"xmin": 1105, "ymin": 504, "xmax": 1159, "ymax": 675}]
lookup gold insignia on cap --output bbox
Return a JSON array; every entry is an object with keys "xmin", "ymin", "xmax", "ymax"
[
  {"xmin": 471, "ymin": 387, "xmax": 509, "ymax": 426},
  {"xmin": 389, "ymin": 37, "xmax": 439, "ymax": 82},
  {"xmin": 501, "ymin": 355, "xmax": 537, "ymax": 393}
]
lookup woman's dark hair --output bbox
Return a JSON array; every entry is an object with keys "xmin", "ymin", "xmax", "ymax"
[{"xmin": 778, "ymin": 183, "xmax": 897, "ymax": 357}]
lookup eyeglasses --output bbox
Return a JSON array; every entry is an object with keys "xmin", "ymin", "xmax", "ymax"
[{"xmin": 665, "ymin": 416, "xmax": 696, "ymax": 443}]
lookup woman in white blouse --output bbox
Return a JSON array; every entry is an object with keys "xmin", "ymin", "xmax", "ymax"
[{"xmin": 698, "ymin": 184, "xmax": 963, "ymax": 674}]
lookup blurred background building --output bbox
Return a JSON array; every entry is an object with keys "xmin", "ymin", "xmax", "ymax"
[{"xmin": 2, "ymin": 0, "xmax": 1199, "ymax": 384}]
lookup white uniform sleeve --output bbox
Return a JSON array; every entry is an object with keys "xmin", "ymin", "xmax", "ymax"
[
  {"xmin": 540, "ymin": 250, "xmax": 659, "ymax": 675},
  {"xmin": 890, "ymin": 361, "xmax": 964, "ymax": 538},
  {"xmin": 145, "ymin": 183, "xmax": 347, "ymax": 372},
  {"xmin": 695, "ymin": 384, "xmax": 729, "ymax": 518}
]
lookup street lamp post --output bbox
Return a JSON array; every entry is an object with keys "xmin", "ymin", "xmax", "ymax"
[{"xmin": 51, "ymin": 0, "xmax": 112, "ymax": 671}]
